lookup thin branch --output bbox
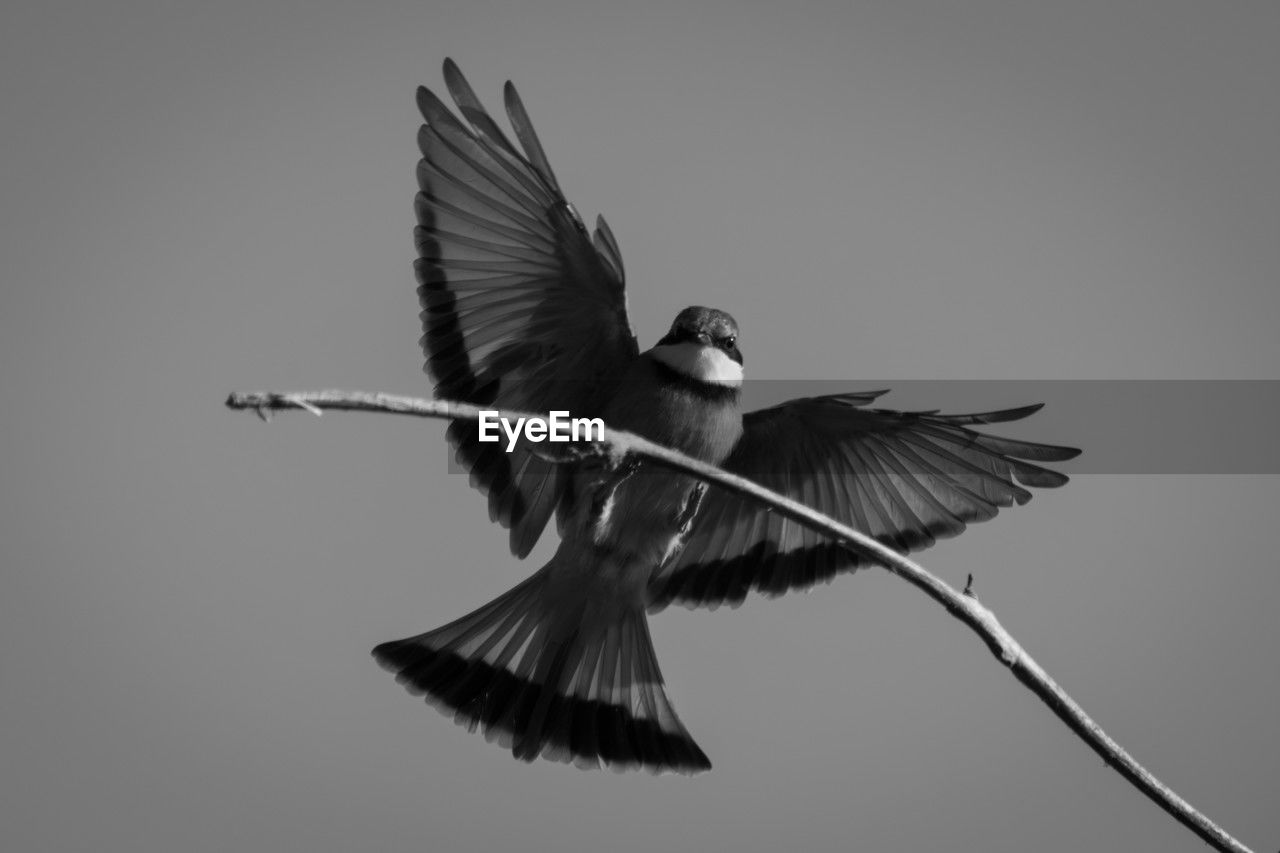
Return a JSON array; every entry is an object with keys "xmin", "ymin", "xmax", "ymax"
[{"xmin": 226, "ymin": 388, "xmax": 1254, "ymax": 853}]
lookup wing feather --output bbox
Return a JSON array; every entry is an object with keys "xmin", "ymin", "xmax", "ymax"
[
  {"xmin": 503, "ymin": 81, "xmax": 562, "ymax": 193},
  {"xmin": 593, "ymin": 215, "xmax": 625, "ymax": 282},
  {"xmin": 415, "ymin": 60, "xmax": 639, "ymax": 557}
]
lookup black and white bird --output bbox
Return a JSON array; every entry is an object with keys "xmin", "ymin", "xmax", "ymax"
[{"xmin": 372, "ymin": 59, "xmax": 1080, "ymax": 774}]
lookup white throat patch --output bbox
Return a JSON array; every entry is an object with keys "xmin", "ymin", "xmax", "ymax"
[{"xmin": 652, "ymin": 342, "xmax": 744, "ymax": 387}]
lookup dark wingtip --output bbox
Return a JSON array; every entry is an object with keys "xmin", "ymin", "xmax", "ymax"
[
  {"xmin": 983, "ymin": 402, "xmax": 1045, "ymax": 422},
  {"xmin": 415, "ymin": 85, "xmax": 434, "ymax": 120},
  {"xmin": 858, "ymin": 389, "xmax": 892, "ymax": 404}
]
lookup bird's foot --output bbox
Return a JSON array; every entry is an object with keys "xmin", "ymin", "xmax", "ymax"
[
  {"xmin": 659, "ymin": 482, "xmax": 708, "ymax": 565},
  {"xmin": 674, "ymin": 482, "xmax": 707, "ymax": 532}
]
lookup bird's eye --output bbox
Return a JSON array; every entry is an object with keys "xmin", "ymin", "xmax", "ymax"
[{"xmin": 723, "ymin": 336, "xmax": 736, "ymax": 349}]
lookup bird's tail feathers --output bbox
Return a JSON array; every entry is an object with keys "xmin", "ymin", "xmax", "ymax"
[{"xmin": 372, "ymin": 552, "xmax": 710, "ymax": 774}]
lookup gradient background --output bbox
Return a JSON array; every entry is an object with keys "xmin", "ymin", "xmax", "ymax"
[{"xmin": 3, "ymin": 2, "xmax": 1278, "ymax": 851}]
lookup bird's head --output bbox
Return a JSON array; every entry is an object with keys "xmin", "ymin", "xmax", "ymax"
[{"xmin": 651, "ymin": 306, "xmax": 744, "ymax": 387}]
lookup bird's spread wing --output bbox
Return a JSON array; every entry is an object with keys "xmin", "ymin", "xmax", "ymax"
[
  {"xmin": 416, "ymin": 59, "xmax": 639, "ymax": 557},
  {"xmin": 648, "ymin": 392, "xmax": 1080, "ymax": 610}
]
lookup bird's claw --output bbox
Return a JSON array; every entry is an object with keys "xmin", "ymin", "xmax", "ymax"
[
  {"xmin": 527, "ymin": 442, "xmax": 606, "ymax": 465},
  {"xmin": 589, "ymin": 457, "xmax": 642, "ymax": 526},
  {"xmin": 674, "ymin": 482, "xmax": 707, "ymax": 532}
]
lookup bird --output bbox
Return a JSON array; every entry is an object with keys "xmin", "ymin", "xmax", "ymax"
[{"xmin": 372, "ymin": 59, "xmax": 1080, "ymax": 775}]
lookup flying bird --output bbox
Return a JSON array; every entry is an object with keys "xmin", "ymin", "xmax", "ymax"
[{"xmin": 372, "ymin": 59, "xmax": 1080, "ymax": 774}]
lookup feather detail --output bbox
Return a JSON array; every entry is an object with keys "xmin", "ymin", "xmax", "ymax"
[
  {"xmin": 413, "ymin": 59, "xmax": 638, "ymax": 557},
  {"xmin": 649, "ymin": 393, "xmax": 1079, "ymax": 610}
]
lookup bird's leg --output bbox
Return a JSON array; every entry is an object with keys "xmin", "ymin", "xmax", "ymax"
[
  {"xmin": 660, "ymin": 482, "xmax": 707, "ymax": 565},
  {"xmin": 589, "ymin": 456, "xmax": 642, "ymax": 539},
  {"xmin": 674, "ymin": 481, "xmax": 707, "ymax": 531}
]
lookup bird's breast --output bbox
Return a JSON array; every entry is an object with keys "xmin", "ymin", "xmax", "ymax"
[
  {"xmin": 562, "ymin": 356, "xmax": 743, "ymax": 566},
  {"xmin": 602, "ymin": 356, "xmax": 743, "ymax": 463}
]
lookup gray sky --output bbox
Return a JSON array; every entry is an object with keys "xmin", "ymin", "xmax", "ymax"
[{"xmin": 2, "ymin": 1, "xmax": 1278, "ymax": 851}]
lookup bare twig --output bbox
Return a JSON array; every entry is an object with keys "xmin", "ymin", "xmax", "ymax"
[{"xmin": 226, "ymin": 388, "xmax": 1254, "ymax": 853}]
